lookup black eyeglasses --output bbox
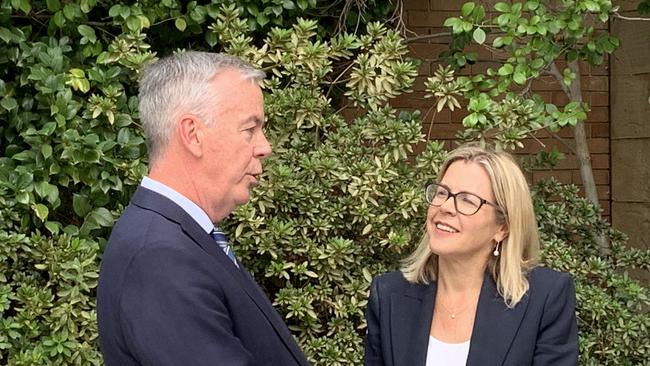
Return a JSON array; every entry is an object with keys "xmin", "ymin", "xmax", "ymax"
[{"xmin": 425, "ymin": 183, "xmax": 502, "ymax": 216}]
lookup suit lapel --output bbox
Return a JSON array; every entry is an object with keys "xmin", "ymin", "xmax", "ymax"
[
  {"xmin": 131, "ymin": 186, "xmax": 308, "ymax": 365},
  {"xmin": 466, "ymin": 273, "xmax": 530, "ymax": 366},
  {"xmin": 390, "ymin": 282, "xmax": 436, "ymax": 366}
]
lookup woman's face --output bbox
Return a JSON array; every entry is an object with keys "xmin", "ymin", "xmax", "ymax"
[{"xmin": 426, "ymin": 160, "xmax": 508, "ymax": 261}]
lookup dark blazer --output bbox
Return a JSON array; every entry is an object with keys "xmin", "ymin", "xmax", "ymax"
[
  {"xmin": 364, "ymin": 267, "xmax": 578, "ymax": 366},
  {"xmin": 97, "ymin": 186, "xmax": 309, "ymax": 366}
]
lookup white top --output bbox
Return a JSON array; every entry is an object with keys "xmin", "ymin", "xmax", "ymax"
[{"xmin": 425, "ymin": 336, "xmax": 471, "ymax": 366}]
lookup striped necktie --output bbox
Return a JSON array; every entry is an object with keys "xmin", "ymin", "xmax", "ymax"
[{"xmin": 210, "ymin": 228, "xmax": 238, "ymax": 268}]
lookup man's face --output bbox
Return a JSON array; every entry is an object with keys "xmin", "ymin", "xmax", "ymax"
[{"xmin": 197, "ymin": 69, "xmax": 271, "ymax": 221}]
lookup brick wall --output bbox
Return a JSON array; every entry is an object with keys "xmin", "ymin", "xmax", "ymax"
[{"xmin": 398, "ymin": 0, "xmax": 612, "ymax": 217}]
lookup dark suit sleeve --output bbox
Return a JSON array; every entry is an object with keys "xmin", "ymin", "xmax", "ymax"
[
  {"xmin": 532, "ymin": 272, "xmax": 579, "ymax": 366},
  {"xmin": 120, "ymin": 244, "xmax": 255, "ymax": 366},
  {"xmin": 365, "ymin": 276, "xmax": 385, "ymax": 366}
]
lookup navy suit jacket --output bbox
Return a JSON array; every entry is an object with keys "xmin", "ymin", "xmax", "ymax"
[
  {"xmin": 97, "ymin": 186, "xmax": 309, "ymax": 366},
  {"xmin": 364, "ymin": 267, "xmax": 578, "ymax": 366}
]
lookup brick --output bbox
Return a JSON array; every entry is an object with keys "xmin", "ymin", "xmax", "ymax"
[
  {"xmin": 418, "ymin": 61, "xmax": 431, "ymax": 76},
  {"xmin": 390, "ymin": 92, "xmax": 434, "ymax": 109},
  {"xmin": 425, "ymin": 108, "xmax": 452, "ymax": 123},
  {"xmin": 531, "ymin": 76, "xmax": 562, "ymax": 91},
  {"xmin": 429, "ymin": 0, "xmax": 462, "ymax": 11},
  {"xmin": 589, "ymin": 122, "xmax": 610, "ymax": 138},
  {"xmin": 413, "ymin": 76, "xmax": 429, "ymax": 91},
  {"xmin": 537, "ymin": 91, "xmax": 553, "ymax": 104},
  {"xmin": 589, "ymin": 92, "xmax": 609, "ymax": 107},
  {"xmin": 407, "ymin": 11, "xmax": 458, "ymax": 27},
  {"xmin": 552, "ymin": 92, "xmax": 570, "ymax": 106},
  {"xmin": 409, "ymin": 43, "xmax": 448, "ymax": 60},
  {"xmin": 519, "ymin": 138, "xmax": 571, "ymax": 154},
  {"xmin": 587, "ymin": 138, "xmax": 609, "ymax": 154},
  {"xmin": 450, "ymin": 107, "xmax": 468, "ymax": 123},
  {"xmin": 587, "ymin": 107, "xmax": 609, "ymax": 122},
  {"xmin": 572, "ymin": 170, "xmax": 609, "ymax": 186},
  {"xmin": 590, "ymin": 154, "xmax": 609, "ymax": 170},
  {"xmin": 404, "ymin": 0, "xmax": 429, "ymax": 10},
  {"xmin": 589, "ymin": 62, "xmax": 609, "ymax": 76},
  {"xmin": 552, "ymin": 126, "xmax": 576, "ymax": 139},
  {"xmin": 581, "ymin": 76, "xmax": 609, "ymax": 91},
  {"xmin": 532, "ymin": 170, "xmax": 573, "ymax": 185},
  {"xmin": 422, "ymin": 122, "xmax": 461, "ymax": 139},
  {"xmin": 471, "ymin": 62, "xmax": 502, "ymax": 75}
]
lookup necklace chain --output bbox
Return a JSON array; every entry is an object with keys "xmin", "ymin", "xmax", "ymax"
[{"xmin": 438, "ymin": 299, "xmax": 470, "ymax": 320}]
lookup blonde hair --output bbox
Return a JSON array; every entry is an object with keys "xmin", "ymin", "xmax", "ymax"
[{"xmin": 401, "ymin": 143, "xmax": 540, "ymax": 307}]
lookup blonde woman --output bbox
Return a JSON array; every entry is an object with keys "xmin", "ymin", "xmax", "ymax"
[{"xmin": 364, "ymin": 144, "xmax": 578, "ymax": 366}]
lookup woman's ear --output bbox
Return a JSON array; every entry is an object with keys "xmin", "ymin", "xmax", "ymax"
[{"xmin": 494, "ymin": 224, "xmax": 509, "ymax": 244}]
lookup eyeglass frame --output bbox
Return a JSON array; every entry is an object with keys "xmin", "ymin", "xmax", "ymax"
[{"xmin": 425, "ymin": 182, "xmax": 503, "ymax": 216}]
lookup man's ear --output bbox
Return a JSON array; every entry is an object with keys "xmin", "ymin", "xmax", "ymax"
[{"xmin": 177, "ymin": 114, "xmax": 203, "ymax": 157}]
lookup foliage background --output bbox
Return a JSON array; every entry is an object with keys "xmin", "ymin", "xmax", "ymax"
[{"xmin": 0, "ymin": 1, "xmax": 648, "ymax": 365}]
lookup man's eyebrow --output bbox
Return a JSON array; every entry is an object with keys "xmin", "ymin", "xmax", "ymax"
[{"xmin": 246, "ymin": 116, "xmax": 264, "ymax": 126}]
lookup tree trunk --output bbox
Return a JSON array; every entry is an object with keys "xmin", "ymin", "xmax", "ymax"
[{"xmin": 557, "ymin": 61, "xmax": 609, "ymax": 253}]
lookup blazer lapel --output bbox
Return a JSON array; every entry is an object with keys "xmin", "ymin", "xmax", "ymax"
[
  {"xmin": 132, "ymin": 186, "xmax": 308, "ymax": 365},
  {"xmin": 390, "ymin": 282, "xmax": 436, "ymax": 366},
  {"xmin": 466, "ymin": 273, "xmax": 530, "ymax": 366}
]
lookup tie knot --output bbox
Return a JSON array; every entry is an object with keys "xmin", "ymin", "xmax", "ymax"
[
  {"xmin": 210, "ymin": 229, "xmax": 228, "ymax": 243},
  {"xmin": 210, "ymin": 228, "xmax": 238, "ymax": 267}
]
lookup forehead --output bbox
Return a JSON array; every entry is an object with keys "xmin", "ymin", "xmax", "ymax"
[
  {"xmin": 210, "ymin": 69, "xmax": 264, "ymax": 114},
  {"xmin": 440, "ymin": 160, "xmax": 494, "ymax": 198}
]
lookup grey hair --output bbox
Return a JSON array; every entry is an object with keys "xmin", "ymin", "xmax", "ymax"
[{"xmin": 138, "ymin": 51, "xmax": 265, "ymax": 164}]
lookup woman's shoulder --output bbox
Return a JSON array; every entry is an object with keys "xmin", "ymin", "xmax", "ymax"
[
  {"xmin": 527, "ymin": 266, "xmax": 575, "ymax": 294},
  {"xmin": 372, "ymin": 271, "xmax": 416, "ymax": 293}
]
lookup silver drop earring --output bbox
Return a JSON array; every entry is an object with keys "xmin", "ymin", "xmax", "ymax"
[{"xmin": 493, "ymin": 241, "xmax": 501, "ymax": 257}]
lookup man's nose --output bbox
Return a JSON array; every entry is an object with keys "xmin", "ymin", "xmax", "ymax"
[{"xmin": 255, "ymin": 133, "xmax": 272, "ymax": 159}]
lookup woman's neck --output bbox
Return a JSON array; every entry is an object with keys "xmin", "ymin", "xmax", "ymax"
[{"xmin": 437, "ymin": 256, "xmax": 487, "ymax": 293}]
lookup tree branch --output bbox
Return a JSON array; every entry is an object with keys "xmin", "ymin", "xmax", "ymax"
[
  {"xmin": 613, "ymin": 13, "xmax": 650, "ymax": 21},
  {"xmin": 405, "ymin": 32, "xmax": 451, "ymax": 43},
  {"xmin": 547, "ymin": 62, "xmax": 572, "ymax": 98}
]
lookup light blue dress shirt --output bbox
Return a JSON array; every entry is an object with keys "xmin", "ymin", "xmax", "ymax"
[{"xmin": 140, "ymin": 176, "xmax": 214, "ymax": 234}]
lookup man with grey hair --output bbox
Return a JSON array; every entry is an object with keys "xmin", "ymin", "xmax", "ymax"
[{"xmin": 97, "ymin": 51, "xmax": 309, "ymax": 365}]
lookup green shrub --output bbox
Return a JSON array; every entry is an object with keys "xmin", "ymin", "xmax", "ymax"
[
  {"xmin": 534, "ymin": 178, "xmax": 650, "ymax": 365},
  {"xmin": 0, "ymin": 2, "xmax": 648, "ymax": 365}
]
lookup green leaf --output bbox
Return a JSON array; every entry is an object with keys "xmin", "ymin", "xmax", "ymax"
[
  {"xmin": 41, "ymin": 144, "xmax": 53, "ymax": 159},
  {"xmin": 46, "ymin": 0, "xmax": 61, "ymax": 12},
  {"xmin": 45, "ymin": 221, "xmax": 60, "ymax": 234},
  {"xmin": 34, "ymin": 204, "xmax": 49, "ymax": 221},
  {"xmin": 73, "ymin": 193, "xmax": 92, "ymax": 217},
  {"xmin": 494, "ymin": 2, "xmax": 510, "ymax": 12},
  {"xmin": 283, "ymin": 0, "xmax": 295, "ymax": 10},
  {"xmin": 461, "ymin": 2, "xmax": 476, "ymax": 17},
  {"xmin": 77, "ymin": 25, "xmax": 97, "ymax": 43},
  {"xmin": 498, "ymin": 63, "xmax": 513, "ymax": 76},
  {"xmin": 256, "ymin": 13, "xmax": 269, "ymax": 26},
  {"xmin": 472, "ymin": 28, "xmax": 486, "ymax": 44},
  {"xmin": 1, "ymin": 97, "xmax": 17, "ymax": 111},
  {"xmin": 63, "ymin": 4, "xmax": 76, "ymax": 20},
  {"xmin": 87, "ymin": 207, "xmax": 114, "ymax": 227},
  {"xmin": 175, "ymin": 17, "xmax": 187, "ymax": 31},
  {"xmin": 126, "ymin": 15, "xmax": 141, "ymax": 31},
  {"xmin": 513, "ymin": 70, "xmax": 526, "ymax": 85},
  {"xmin": 443, "ymin": 17, "xmax": 460, "ymax": 28},
  {"xmin": 11, "ymin": 0, "xmax": 31, "ymax": 14}
]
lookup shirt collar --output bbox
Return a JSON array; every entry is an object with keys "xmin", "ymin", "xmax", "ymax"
[{"xmin": 141, "ymin": 176, "xmax": 214, "ymax": 234}]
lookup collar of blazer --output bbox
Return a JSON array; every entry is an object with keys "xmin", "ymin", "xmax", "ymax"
[
  {"xmin": 389, "ymin": 271, "xmax": 530, "ymax": 366},
  {"xmin": 130, "ymin": 186, "xmax": 309, "ymax": 366}
]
